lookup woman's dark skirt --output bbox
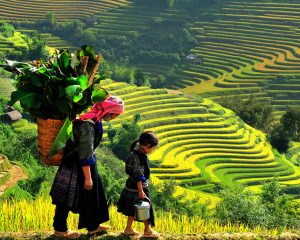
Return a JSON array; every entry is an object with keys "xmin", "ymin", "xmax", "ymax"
[
  {"xmin": 50, "ymin": 148, "xmax": 109, "ymax": 230},
  {"xmin": 117, "ymin": 187, "xmax": 155, "ymax": 227},
  {"xmin": 77, "ymin": 162, "xmax": 109, "ymax": 229}
]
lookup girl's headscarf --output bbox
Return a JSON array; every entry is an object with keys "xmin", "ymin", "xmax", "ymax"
[{"xmin": 78, "ymin": 95, "xmax": 124, "ymax": 122}]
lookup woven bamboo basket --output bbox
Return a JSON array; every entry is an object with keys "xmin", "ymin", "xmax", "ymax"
[{"xmin": 37, "ymin": 118, "xmax": 65, "ymax": 166}]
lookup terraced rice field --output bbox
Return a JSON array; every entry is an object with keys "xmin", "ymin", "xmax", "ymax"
[
  {"xmin": 0, "ymin": 0, "xmax": 130, "ymax": 21},
  {"xmin": 1, "ymin": 0, "xmax": 300, "ymax": 203},
  {"xmin": 0, "ymin": 31, "xmax": 27, "ymax": 57},
  {"xmin": 100, "ymin": 80, "xmax": 300, "ymax": 202},
  {"xmin": 89, "ymin": 5, "xmax": 190, "ymax": 37},
  {"xmin": 170, "ymin": 1, "xmax": 300, "ymax": 121},
  {"xmin": 1, "ymin": 1, "xmax": 300, "ymax": 122},
  {"xmin": 15, "ymin": 29, "xmax": 76, "ymax": 52}
]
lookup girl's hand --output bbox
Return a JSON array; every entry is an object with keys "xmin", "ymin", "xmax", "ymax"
[
  {"xmin": 138, "ymin": 191, "xmax": 145, "ymax": 199},
  {"xmin": 84, "ymin": 178, "xmax": 93, "ymax": 190}
]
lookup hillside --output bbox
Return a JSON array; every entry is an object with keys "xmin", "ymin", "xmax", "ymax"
[
  {"xmin": 0, "ymin": 1, "xmax": 299, "ymax": 236},
  {"xmin": 0, "ymin": 31, "xmax": 28, "ymax": 57},
  {"xmin": 2, "ymin": 0, "xmax": 300, "ymax": 123},
  {"xmin": 1, "ymin": 77, "xmax": 299, "ymax": 205},
  {"xmin": 176, "ymin": 0, "xmax": 300, "ymax": 123},
  {"xmin": 99, "ymin": 79, "xmax": 300, "ymax": 203},
  {"xmin": 0, "ymin": 0, "xmax": 130, "ymax": 21}
]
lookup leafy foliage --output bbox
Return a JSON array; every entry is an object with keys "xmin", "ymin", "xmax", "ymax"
[
  {"xmin": 0, "ymin": 122, "xmax": 56, "ymax": 201},
  {"xmin": 107, "ymin": 114, "xmax": 143, "ymax": 160},
  {"xmin": 1, "ymin": 45, "xmax": 108, "ymax": 120},
  {"xmin": 268, "ymin": 124, "xmax": 290, "ymax": 153},
  {"xmin": 215, "ymin": 179, "xmax": 300, "ymax": 229},
  {"xmin": 281, "ymin": 107, "xmax": 300, "ymax": 142},
  {"xmin": 0, "ymin": 20, "xmax": 14, "ymax": 38},
  {"xmin": 149, "ymin": 179, "xmax": 211, "ymax": 219},
  {"xmin": 268, "ymin": 108, "xmax": 300, "ymax": 153},
  {"xmin": 219, "ymin": 95, "xmax": 275, "ymax": 134}
]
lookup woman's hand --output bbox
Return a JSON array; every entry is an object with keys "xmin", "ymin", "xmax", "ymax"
[
  {"xmin": 82, "ymin": 166, "xmax": 93, "ymax": 190},
  {"xmin": 138, "ymin": 191, "xmax": 146, "ymax": 199},
  {"xmin": 84, "ymin": 178, "xmax": 93, "ymax": 190}
]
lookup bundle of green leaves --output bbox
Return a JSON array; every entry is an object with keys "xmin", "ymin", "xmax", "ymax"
[{"xmin": 0, "ymin": 45, "xmax": 109, "ymax": 120}]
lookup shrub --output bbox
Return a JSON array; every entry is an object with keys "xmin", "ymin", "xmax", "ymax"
[
  {"xmin": 215, "ymin": 179, "xmax": 300, "ymax": 229},
  {"xmin": 215, "ymin": 185, "xmax": 267, "ymax": 228},
  {"xmin": 107, "ymin": 114, "xmax": 143, "ymax": 160}
]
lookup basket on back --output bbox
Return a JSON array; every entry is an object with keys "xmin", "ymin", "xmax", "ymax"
[{"xmin": 37, "ymin": 118, "xmax": 65, "ymax": 166}]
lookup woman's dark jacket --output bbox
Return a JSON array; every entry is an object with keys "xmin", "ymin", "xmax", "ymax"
[{"xmin": 49, "ymin": 119, "xmax": 103, "ymax": 213}]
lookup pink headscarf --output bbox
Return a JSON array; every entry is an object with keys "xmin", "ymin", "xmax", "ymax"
[{"xmin": 78, "ymin": 95, "xmax": 124, "ymax": 122}]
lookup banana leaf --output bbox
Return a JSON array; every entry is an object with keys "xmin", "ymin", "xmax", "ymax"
[
  {"xmin": 9, "ymin": 89, "xmax": 41, "ymax": 108},
  {"xmin": 47, "ymin": 116, "xmax": 73, "ymax": 158},
  {"xmin": 91, "ymin": 87, "xmax": 109, "ymax": 103}
]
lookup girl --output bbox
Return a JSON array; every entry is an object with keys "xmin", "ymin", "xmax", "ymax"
[
  {"xmin": 117, "ymin": 131, "xmax": 161, "ymax": 238},
  {"xmin": 50, "ymin": 95, "xmax": 124, "ymax": 239}
]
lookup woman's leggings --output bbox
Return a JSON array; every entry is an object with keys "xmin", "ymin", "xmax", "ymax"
[{"xmin": 53, "ymin": 204, "xmax": 99, "ymax": 232}]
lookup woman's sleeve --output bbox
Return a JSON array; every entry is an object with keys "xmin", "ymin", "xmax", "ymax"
[
  {"xmin": 73, "ymin": 122, "xmax": 96, "ymax": 166},
  {"xmin": 125, "ymin": 152, "xmax": 146, "ymax": 183}
]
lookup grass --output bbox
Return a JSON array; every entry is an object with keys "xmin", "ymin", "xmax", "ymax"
[
  {"xmin": 0, "ymin": 78, "xmax": 14, "ymax": 99},
  {"xmin": 0, "ymin": 195, "xmax": 298, "ymax": 236},
  {"xmin": 11, "ymin": 119, "xmax": 37, "ymax": 132}
]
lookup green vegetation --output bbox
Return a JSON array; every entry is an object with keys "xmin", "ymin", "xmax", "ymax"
[
  {"xmin": 0, "ymin": 0, "xmax": 300, "ymax": 234},
  {"xmin": 269, "ymin": 108, "xmax": 300, "ymax": 154},
  {"xmin": 99, "ymin": 81, "xmax": 300, "ymax": 205},
  {"xmin": 0, "ymin": 121, "xmax": 56, "ymax": 201},
  {"xmin": 216, "ymin": 178, "xmax": 299, "ymax": 229},
  {"xmin": 1, "ymin": 45, "xmax": 108, "ymax": 120},
  {"xmin": 0, "ymin": 20, "xmax": 14, "ymax": 37},
  {"xmin": 13, "ymin": 4, "xmax": 199, "ymax": 87},
  {"xmin": 281, "ymin": 107, "xmax": 300, "ymax": 142},
  {"xmin": 0, "ymin": 20, "xmax": 47, "ymax": 61},
  {"xmin": 219, "ymin": 94, "xmax": 275, "ymax": 134},
  {"xmin": 107, "ymin": 114, "xmax": 143, "ymax": 160}
]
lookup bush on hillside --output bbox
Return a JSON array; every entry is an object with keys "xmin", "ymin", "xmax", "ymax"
[
  {"xmin": 149, "ymin": 178, "xmax": 211, "ymax": 219},
  {"xmin": 107, "ymin": 114, "xmax": 143, "ymax": 161},
  {"xmin": 268, "ymin": 124, "xmax": 290, "ymax": 153},
  {"xmin": 219, "ymin": 95, "xmax": 275, "ymax": 134},
  {"xmin": 280, "ymin": 107, "xmax": 300, "ymax": 142},
  {"xmin": 215, "ymin": 179, "xmax": 300, "ymax": 229},
  {"xmin": 0, "ymin": 20, "xmax": 15, "ymax": 38}
]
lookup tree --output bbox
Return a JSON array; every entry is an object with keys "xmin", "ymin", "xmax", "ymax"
[
  {"xmin": 215, "ymin": 179, "xmax": 300, "ymax": 229},
  {"xmin": 44, "ymin": 11, "xmax": 57, "ymax": 27},
  {"xmin": 22, "ymin": 32, "xmax": 48, "ymax": 60},
  {"xmin": 0, "ymin": 20, "xmax": 14, "ymax": 37},
  {"xmin": 215, "ymin": 185, "xmax": 267, "ymax": 228},
  {"xmin": 107, "ymin": 114, "xmax": 143, "ymax": 160},
  {"xmin": 220, "ymin": 95, "xmax": 275, "ymax": 134},
  {"xmin": 281, "ymin": 107, "xmax": 300, "ymax": 141},
  {"xmin": 260, "ymin": 178, "xmax": 299, "ymax": 229},
  {"xmin": 167, "ymin": 0, "xmax": 175, "ymax": 9},
  {"xmin": 268, "ymin": 124, "xmax": 290, "ymax": 153},
  {"xmin": 135, "ymin": 69, "xmax": 148, "ymax": 86}
]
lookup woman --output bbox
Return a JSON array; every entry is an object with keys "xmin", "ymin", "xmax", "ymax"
[{"xmin": 50, "ymin": 95, "xmax": 125, "ymax": 239}]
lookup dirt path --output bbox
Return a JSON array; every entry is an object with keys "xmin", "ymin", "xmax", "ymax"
[
  {"xmin": 0, "ymin": 164, "xmax": 27, "ymax": 196},
  {"xmin": 1, "ymin": 231, "xmax": 300, "ymax": 240}
]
